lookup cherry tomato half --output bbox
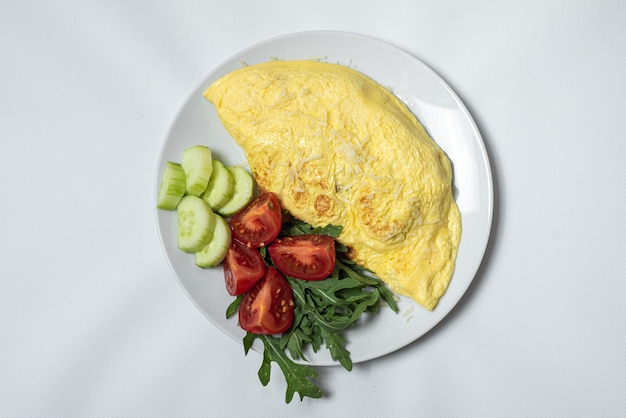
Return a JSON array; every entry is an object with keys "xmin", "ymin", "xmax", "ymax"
[
  {"xmin": 239, "ymin": 267, "xmax": 294, "ymax": 334},
  {"xmin": 229, "ymin": 192, "xmax": 282, "ymax": 248},
  {"xmin": 223, "ymin": 240, "xmax": 265, "ymax": 296},
  {"xmin": 268, "ymin": 234, "xmax": 336, "ymax": 280}
]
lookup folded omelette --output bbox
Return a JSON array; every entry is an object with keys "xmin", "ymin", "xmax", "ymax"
[{"xmin": 204, "ymin": 60, "xmax": 461, "ymax": 310}]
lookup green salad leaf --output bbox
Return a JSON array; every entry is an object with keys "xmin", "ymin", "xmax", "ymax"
[{"xmin": 244, "ymin": 333, "xmax": 322, "ymax": 403}]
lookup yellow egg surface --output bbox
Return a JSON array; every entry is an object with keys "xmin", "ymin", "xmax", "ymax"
[{"xmin": 204, "ymin": 60, "xmax": 461, "ymax": 311}]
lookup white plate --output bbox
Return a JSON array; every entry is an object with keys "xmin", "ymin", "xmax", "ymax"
[{"xmin": 155, "ymin": 31, "xmax": 493, "ymax": 366}]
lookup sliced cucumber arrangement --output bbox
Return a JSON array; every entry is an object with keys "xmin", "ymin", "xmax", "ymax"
[
  {"xmin": 202, "ymin": 159, "xmax": 234, "ymax": 210},
  {"xmin": 217, "ymin": 166, "xmax": 255, "ymax": 217},
  {"xmin": 195, "ymin": 215, "xmax": 232, "ymax": 268},
  {"xmin": 181, "ymin": 145, "xmax": 213, "ymax": 196},
  {"xmin": 177, "ymin": 195, "xmax": 216, "ymax": 253},
  {"xmin": 157, "ymin": 161, "xmax": 186, "ymax": 210},
  {"xmin": 157, "ymin": 145, "xmax": 256, "ymax": 268}
]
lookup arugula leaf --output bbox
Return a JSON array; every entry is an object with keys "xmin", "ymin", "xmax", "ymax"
[
  {"xmin": 226, "ymin": 294, "xmax": 243, "ymax": 319},
  {"xmin": 280, "ymin": 272, "xmax": 383, "ymax": 372},
  {"xmin": 244, "ymin": 332, "xmax": 322, "ymax": 403},
  {"xmin": 281, "ymin": 218, "xmax": 343, "ymax": 238},
  {"xmin": 342, "ymin": 258, "xmax": 399, "ymax": 313},
  {"xmin": 321, "ymin": 328, "xmax": 352, "ymax": 371},
  {"xmin": 282, "ymin": 328, "xmax": 311, "ymax": 362}
]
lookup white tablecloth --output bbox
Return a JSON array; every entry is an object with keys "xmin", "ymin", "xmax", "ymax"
[{"xmin": 2, "ymin": 1, "xmax": 625, "ymax": 416}]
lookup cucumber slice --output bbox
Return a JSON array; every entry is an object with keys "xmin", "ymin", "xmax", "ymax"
[
  {"xmin": 177, "ymin": 195, "xmax": 216, "ymax": 253},
  {"xmin": 202, "ymin": 159, "xmax": 234, "ymax": 210},
  {"xmin": 157, "ymin": 161, "xmax": 186, "ymax": 210},
  {"xmin": 181, "ymin": 145, "xmax": 213, "ymax": 196},
  {"xmin": 195, "ymin": 214, "xmax": 232, "ymax": 268},
  {"xmin": 217, "ymin": 166, "xmax": 255, "ymax": 217}
]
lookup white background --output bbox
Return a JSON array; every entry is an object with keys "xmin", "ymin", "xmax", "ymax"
[{"xmin": 2, "ymin": 1, "xmax": 625, "ymax": 416}]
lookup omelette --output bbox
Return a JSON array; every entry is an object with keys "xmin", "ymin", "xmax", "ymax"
[{"xmin": 204, "ymin": 60, "xmax": 461, "ymax": 311}]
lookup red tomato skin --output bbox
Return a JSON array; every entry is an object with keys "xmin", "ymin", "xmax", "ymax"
[
  {"xmin": 223, "ymin": 240, "xmax": 265, "ymax": 296},
  {"xmin": 239, "ymin": 267, "xmax": 294, "ymax": 335},
  {"xmin": 268, "ymin": 235, "xmax": 336, "ymax": 281},
  {"xmin": 229, "ymin": 192, "xmax": 282, "ymax": 248}
]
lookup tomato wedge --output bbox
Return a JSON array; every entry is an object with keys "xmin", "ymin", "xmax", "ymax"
[
  {"xmin": 229, "ymin": 192, "xmax": 282, "ymax": 248},
  {"xmin": 239, "ymin": 267, "xmax": 294, "ymax": 334},
  {"xmin": 223, "ymin": 240, "xmax": 265, "ymax": 296},
  {"xmin": 268, "ymin": 234, "xmax": 336, "ymax": 280}
]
